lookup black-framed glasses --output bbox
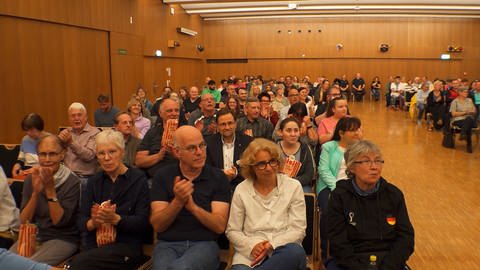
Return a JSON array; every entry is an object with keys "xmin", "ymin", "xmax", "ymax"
[
  {"xmin": 253, "ymin": 159, "xmax": 279, "ymax": 170},
  {"xmin": 353, "ymin": 159, "xmax": 385, "ymax": 166},
  {"xmin": 182, "ymin": 142, "xmax": 207, "ymax": 153}
]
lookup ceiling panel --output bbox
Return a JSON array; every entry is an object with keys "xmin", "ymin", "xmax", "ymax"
[{"xmin": 163, "ymin": 0, "xmax": 480, "ymax": 20}]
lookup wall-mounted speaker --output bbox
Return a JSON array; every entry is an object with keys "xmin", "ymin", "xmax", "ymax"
[
  {"xmin": 379, "ymin": 44, "xmax": 389, "ymax": 53},
  {"xmin": 196, "ymin": 45, "xmax": 204, "ymax": 52}
]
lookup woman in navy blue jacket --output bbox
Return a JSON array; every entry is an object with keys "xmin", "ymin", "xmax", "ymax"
[
  {"xmin": 70, "ymin": 130, "xmax": 150, "ymax": 270},
  {"xmin": 326, "ymin": 140, "xmax": 414, "ymax": 270}
]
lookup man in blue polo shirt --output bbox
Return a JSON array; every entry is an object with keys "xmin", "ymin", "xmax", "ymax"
[{"xmin": 150, "ymin": 126, "xmax": 231, "ymax": 270}]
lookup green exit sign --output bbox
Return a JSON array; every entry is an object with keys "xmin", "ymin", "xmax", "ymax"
[{"xmin": 118, "ymin": 48, "xmax": 128, "ymax": 55}]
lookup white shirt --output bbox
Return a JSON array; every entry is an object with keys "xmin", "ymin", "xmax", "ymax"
[
  {"xmin": 336, "ymin": 147, "xmax": 348, "ymax": 180},
  {"xmin": 0, "ymin": 167, "xmax": 20, "ymax": 232},
  {"xmin": 226, "ymin": 174, "xmax": 306, "ymax": 266},
  {"xmin": 222, "ymin": 136, "xmax": 235, "ymax": 170}
]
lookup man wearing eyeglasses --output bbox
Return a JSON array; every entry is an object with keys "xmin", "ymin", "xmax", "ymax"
[
  {"xmin": 205, "ymin": 109, "xmax": 253, "ymax": 190},
  {"xmin": 135, "ymin": 98, "xmax": 182, "ymax": 178},
  {"xmin": 150, "ymin": 126, "xmax": 231, "ymax": 270}
]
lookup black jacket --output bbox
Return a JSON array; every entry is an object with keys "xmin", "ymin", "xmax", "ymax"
[
  {"xmin": 327, "ymin": 178, "xmax": 414, "ymax": 270},
  {"xmin": 77, "ymin": 167, "xmax": 151, "ymax": 249},
  {"xmin": 205, "ymin": 132, "xmax": 253, "ymax": 188}
]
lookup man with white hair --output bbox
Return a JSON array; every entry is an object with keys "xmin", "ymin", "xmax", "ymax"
[{"xmin": 58, "ymin": 102, "xmax": 99, "ymax": 179}]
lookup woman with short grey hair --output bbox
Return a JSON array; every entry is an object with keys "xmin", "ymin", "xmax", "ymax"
[
  {"xmin": 69, "ymin": 129, "xmax": 150, "ymax": 270},
  {"xmin": 326, "ymin": 140, "xmax": 414, "ymax": 270}
]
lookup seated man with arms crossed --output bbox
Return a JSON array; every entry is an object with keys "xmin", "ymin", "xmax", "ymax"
[{"xmin": 150, "ymin": 126, "xmax": 231, "ymax": 270}]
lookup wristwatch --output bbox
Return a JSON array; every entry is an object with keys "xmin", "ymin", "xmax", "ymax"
[{"xmin": 47, "ymin": 197, "xmax": 59, "ymax": 202}]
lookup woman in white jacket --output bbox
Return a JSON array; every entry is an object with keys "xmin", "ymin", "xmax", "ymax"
[{"xmin": 226, "ymin": 138, "xmax": 307, "ymax": 270}]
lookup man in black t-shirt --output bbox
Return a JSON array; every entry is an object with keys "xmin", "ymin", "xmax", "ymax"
[
  {"xmin": 150, "ymin": 126, "xmax": 230, "ymax": 270},
  {"xmin": 352, "ymin": 73, "xmax": 366, "ymax": 101}
]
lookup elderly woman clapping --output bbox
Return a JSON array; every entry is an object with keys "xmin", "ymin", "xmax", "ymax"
[
  {"xmin": 69, "ymin": 130, "xmax": 150, "ymax": 270},
  {"xmin": 226, "ymin": 138, "xmax": 307, "ymax": 270},
  {"xmin": 10, "ymin": 135, "xmax": 80, "ymax": 265},
  {"xmin": 326, "ymin": 140, "xmax": 414, "ymax": 270}
]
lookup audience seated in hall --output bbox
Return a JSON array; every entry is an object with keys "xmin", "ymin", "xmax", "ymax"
[
  {"xmin": 202, "ymin": 80, "xmax": 221, "ymax": 104},
  {"xmin": 236, "ymin": 97, "xmax": 274, "ymax": 140},
  {"xmin": 10, "ymin": 135, "xmax": 80, "ymax": 266},
  {"xmin": 69, "ymin": 130, "xmax": 150, "ymax": 270},
  {"xmin": 227, "ymin": 138, "xmax": 307, "ymax": 270},
  {"xmin": 415, "ymin": 83, "xmax": 431, "ymax": 125},
  {"xmin": 58, "ymin": 102, "xmax": 100, "ymax": 180},
  {"xmin": 276, "ymin": 118, "xmax": 316, "ymax": 193},
  {"xmin": 469, "ymin": 81, "xmax": 480, "ymax": 121},
  {"xmin": 316, "ymin": 117, "xmax": 363, "ymax": 261},
  {"xmin": 183, "ymin": 86, "xmax": 201, "ymax": 119},
  {"xmin": 258, "ymin": 92, "xmax": 279, "ymax": 127},
  {"xmin": 205, "ymin": 109, "xmax": 253, "ymax": 190},
  {"xmin": 94, "ymin": 94, "xmax": 120, "ymax": 127},
  {"xmin": 351, "ymin": 73, "xmax": 366, "ymax": 101},
  {"xmin": 271, "ymin": 84, "xmax": 289, "ymax": 113},
  {"xmin": 370, "ymin": 76, "xmax": 382, "ymax": 101},
  {"xmin": 389, "ymin": 76, "xmax": 405, "ymax": 110},
  {"xmin": 426, "ymin": 80, "xmax": 447, "ymax": 131},
  {"xmin": 318, "ymin": 97, "xmax": 349, "ymax": 145},
  {"xmin": 314, "ymin": 84, "xmax": 342, "ymax": 124},
  {"xmin": 135, "ymin": 98, "xmax": 182, "ymax": 178},
  {"xmin": 113, "ymin": 111, "xmax": 141, "ymax": 168},
  {"xmin": 188, "ymin": 93, "xmax": 218, "ymax": 137},
  {"xmin": 326, "ymin": 140, "xmax": 414, "ymax": 270},
  {"xmin": 0, "ymin": 166, "xmax": 19, "ymax": 249},
  {"xmin": 11, "ymin": 113, "xmax": 49, "ymax": 179},
  {"xmin": 126, "ymin": 98, "xmax": 151, "ymax": 140},
  {"xmin": 279, "ymin": 87, "xmax": 301, "ymax": 122},
  {"xmin": 450, "ymin": 86, "xmax": 477, "ymax": 153},
  {"xmin": 150, "ymin": 126, "xmax": 230, "ymax": 270},
  {"xmin": 0, "ymin": 248, "xmax": 63, "ymax": 270},
  {"xmin": 136, "ymin": 87, "xmax": 154, "ymax": 113}
]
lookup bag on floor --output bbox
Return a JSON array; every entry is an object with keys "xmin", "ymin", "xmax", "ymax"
[
  {"xmin": 17, "ymin": 222, "xmax": 37, "ymax": 257},
  {"xmin": 442, "ymin": 132, "xmax": 455, "ymax": 148}
]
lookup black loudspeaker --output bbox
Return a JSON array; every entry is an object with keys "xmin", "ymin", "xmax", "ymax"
[
  {"xmin": 196, "ymin": 44, "xmax": 204, "ymax": 52},
  {"xmin": 379, "ymin": 44, "xmax": 389, "ymax": 53}
]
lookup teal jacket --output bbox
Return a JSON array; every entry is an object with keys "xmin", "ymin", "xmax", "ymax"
[{"xmin": 316, "ymin": 140, "xmax": 344, "ymax": 194}]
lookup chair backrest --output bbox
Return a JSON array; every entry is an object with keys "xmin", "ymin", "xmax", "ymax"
[
  {"xmin": 303, "ymin": 192, "xmax": 318, "ymax": 256},
  {"xmin": 0, "ymin": 144, "xmax": 21, "ymax": 178}
]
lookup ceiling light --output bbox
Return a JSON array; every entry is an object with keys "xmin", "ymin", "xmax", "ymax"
[{"xmin": 288, "ymin": 3, "xmax": 297, "ymax": 10}]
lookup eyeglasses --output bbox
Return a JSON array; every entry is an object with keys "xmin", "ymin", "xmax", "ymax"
[
  {"xmin": 253, "ymin": 159, "xmax": 279, "ymax": 170},
  {"xmin": 181, "ymin": 142, "xmax": 207, "ymax": 153},
  {"xmin": 97, "ymin": 149, "xmax": 120, "ymax": 159},
  {"xmin": 38, "ymin": 152, "xmax": 61, "ymax": 159},
  {"xmin": 353, "ymin": 159, "xmax": 385, "ymax": 166}
]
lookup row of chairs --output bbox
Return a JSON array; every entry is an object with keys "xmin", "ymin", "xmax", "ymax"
[
  {"xmin": 135, "ymin": 192, "xmax": 321, "ymax": 270},
  {"xmin": 5, "ymin": 168, "xmax": 322, "ymax": 270}
]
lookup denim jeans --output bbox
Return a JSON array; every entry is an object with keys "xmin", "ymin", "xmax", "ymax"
[
  {"xmin": 231, "ymin": 243, "xmax": 306, "ymax": 270},
  {"xmin": 152, "ymin": 240, "xmax": 219, "ymax": 270}
]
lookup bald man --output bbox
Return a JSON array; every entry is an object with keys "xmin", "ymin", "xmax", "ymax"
[
  {"xmin": 150, "ymin": 126, "xmax": 230, "ymax": 270},
  {"xmin": 135, "ymin": 98, "xmax": 182, "ymax": 178}
]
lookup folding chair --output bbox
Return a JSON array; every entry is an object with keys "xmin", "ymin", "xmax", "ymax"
[{"xmin": 304, "ymin": 192, "xmax": 321, "ymax": 270}]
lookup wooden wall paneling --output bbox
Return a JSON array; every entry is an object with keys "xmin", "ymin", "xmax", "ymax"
[
  {"xmin": 110, "ymin": 31, "xmax": 145, "ymax": 110},
  {"xmin": 204, "ymin": 20, "xmax": 247, "ymax": 59},
  {"xmin": 0, "ymin": 0, "xmax": 139, "ymax": 33},
  {"xmin": 143, "ymin": 57, "xmax": 204, "ymax": 100},
  {"xmin": 0, "ymin": 16, "xmax": 110, "ymax": 143}
]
